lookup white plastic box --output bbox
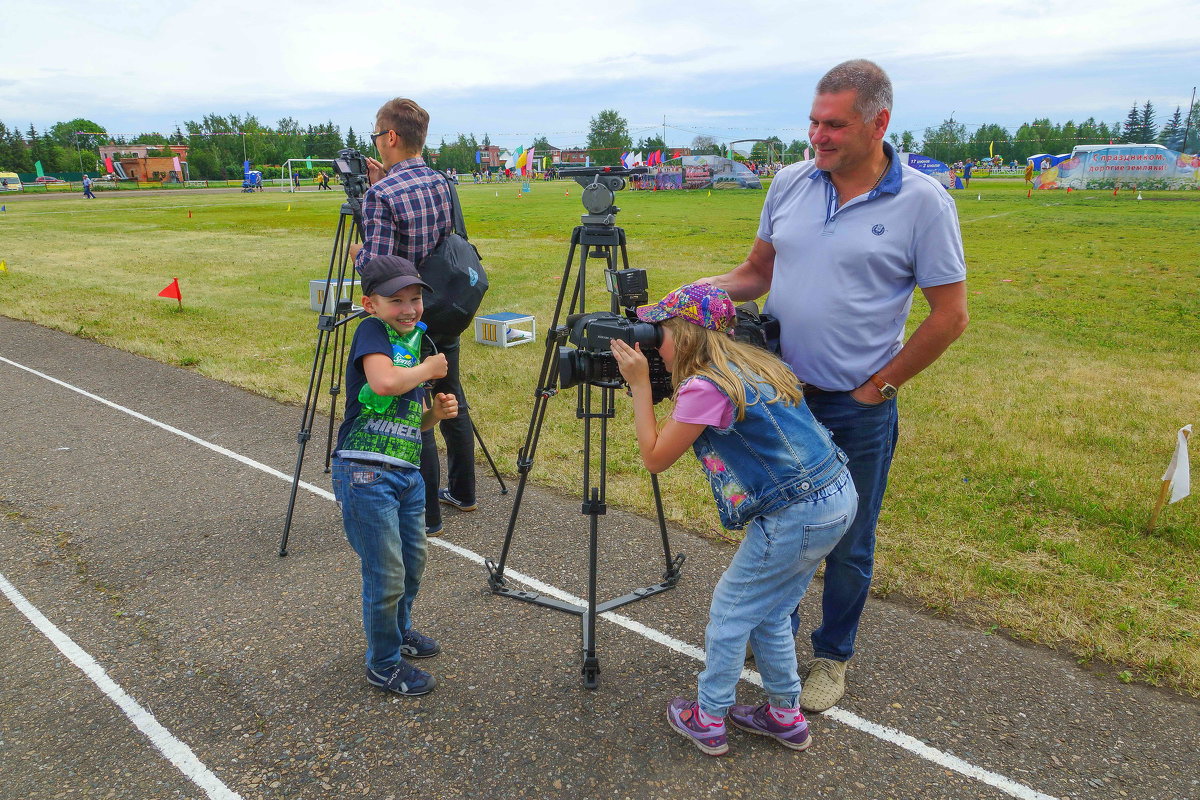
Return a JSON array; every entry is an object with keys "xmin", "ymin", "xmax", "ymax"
[
  {"xmin": 309, "ymin": 279, "xmax": 361, "ymax": 314},
  {"xmin": 475, "ymin": 312, "xmax": 536, "ymax": 347}
]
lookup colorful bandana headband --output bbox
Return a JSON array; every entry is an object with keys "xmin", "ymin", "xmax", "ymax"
[{"xmin": 635, "ymin": 284, "xmax": 737, "ymax": 332}]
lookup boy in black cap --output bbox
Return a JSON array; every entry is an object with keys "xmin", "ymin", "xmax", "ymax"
[{"xmin": 332, "ymin": 255, "xmax": 458, "ymax": 696}]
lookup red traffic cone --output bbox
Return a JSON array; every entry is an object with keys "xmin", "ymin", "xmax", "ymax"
[
  {"xmin": 1113, "ymin": 185, "xmax": 1119, "ymax": 197},
  {"xmin": 188, "ymin": 210, "xmax": 192, "ymax": 218}
]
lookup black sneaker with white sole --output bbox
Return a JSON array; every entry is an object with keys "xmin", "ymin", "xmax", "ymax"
[
  {"xmin": 437, "ymin": 488, "xmax": 477, "ymax": 512},
  {"xmin": 366, "ymin": 660, "xmax": 437, "ymax": 696}
]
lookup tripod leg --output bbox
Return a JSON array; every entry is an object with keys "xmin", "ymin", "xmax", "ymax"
[
  {"xmin": 650, "ymin": 473, "xmax": 685, "ymax": 585},
  {"xmin": 581, "ymin": 484, "xmax": 602, "ymax": 690},
  {"xmin": 321, "ymin": 312, "xmax": 350, "ymax": 473},
  {"xmin": 279, "ymin": 327, "xmax": 332, "ymax": 556},
  {"xmin": 471, "ymin": 420, "xmax": 508, "ymax": 494},
  {"xmin": 279, "ymin": 209, "xmax": 361, "ymax": 557}
]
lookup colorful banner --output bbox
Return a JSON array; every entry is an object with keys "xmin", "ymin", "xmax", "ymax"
[
  {"xmin": 1039, "ymin": 145, "xmax": 1200, "ymax": 190},
  {"xmin": 902, "ymin": 154, "xmax": 961, "ymax": 190},
  {"xmin": 663, "ymin": 155, "xmax": 762, "ymax": 189},
  {"xmin": 34, "ymin": 161, "xmax": 44, "ymax": 178}
]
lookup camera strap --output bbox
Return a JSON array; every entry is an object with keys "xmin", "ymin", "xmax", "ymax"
[{"xmin": 433, "ymin": 169, "xmax": 469, "ymax": 241}]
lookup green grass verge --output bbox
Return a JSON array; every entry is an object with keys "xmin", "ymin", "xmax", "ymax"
[{"xmin": 1, "ymin": 181, "xmax": 1197, "ymax": 693}]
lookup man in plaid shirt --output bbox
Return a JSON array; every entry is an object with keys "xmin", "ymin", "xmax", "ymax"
[{"xmin": 350, "ymin": 97, "xmax": 477, "ymax": 533}]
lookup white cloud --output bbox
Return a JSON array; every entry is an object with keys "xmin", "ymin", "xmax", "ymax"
[{"xmin": 3, "ymin": 0, "xmax": 1197, "ymax": 137}]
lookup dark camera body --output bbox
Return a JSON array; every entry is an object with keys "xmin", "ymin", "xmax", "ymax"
[
  {"xmin": 333, "ymin": 148, "xmax": 371, "ymax": 203},
  {"xmin": 557, "ymin": 310, "xmax": 675, "ymax": 404}
]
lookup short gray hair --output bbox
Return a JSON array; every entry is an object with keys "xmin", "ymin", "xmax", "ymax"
[{"xmin": 815, "ymin": 59, "xmax": 893, "ymax": 121}]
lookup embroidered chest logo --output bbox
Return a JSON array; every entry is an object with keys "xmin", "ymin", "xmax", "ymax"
[{"xmin": 871, "ymin": 224, "xmax": 886, "ymax": 236}]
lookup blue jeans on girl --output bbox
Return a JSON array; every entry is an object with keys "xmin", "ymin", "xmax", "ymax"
[
  {"xmin": 697, "ymin": 471, "xmax": 857, "ymax": 716},
  {"xmin": 331, "ymin": 457, "xmax": 428, "ymax": 672}
]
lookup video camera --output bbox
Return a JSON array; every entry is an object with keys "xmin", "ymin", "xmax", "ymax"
[
  {"xmin": 556, "ymin": 267, "xmax": 675, "ymax": 404},
  {"xmin": 333, "ymin": 148, "xmax": 371, "ymax": 213}
]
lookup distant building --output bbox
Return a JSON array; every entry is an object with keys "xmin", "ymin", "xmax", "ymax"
[
  {"xmin": 477, "ymin": 145, "xmax": 502, "ymax": 168},
  {"xmin": 98, "ymin": 144, "xmax": 188, "ymax": 161},
  {"xmin": 555, "ymin": 147, "xmax": 589, "ymax": 164},
  {"xmin": 98, "ymin": 144, "xmax": 189, "ymax": 182}
]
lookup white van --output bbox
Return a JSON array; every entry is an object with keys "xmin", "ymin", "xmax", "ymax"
[{"xmin": 0, "ymin": 172, "xmax": 22, "ymax": 191}]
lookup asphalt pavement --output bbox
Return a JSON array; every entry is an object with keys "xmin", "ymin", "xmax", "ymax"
[{"xmin": 1, "ymin": 315, "xmax": 1197, "ymax": 800}]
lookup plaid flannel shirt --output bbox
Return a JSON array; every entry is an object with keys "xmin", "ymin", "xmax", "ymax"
[{"xmin": 354, "ymin": 157, "xmax": 452, "ymax": 273}]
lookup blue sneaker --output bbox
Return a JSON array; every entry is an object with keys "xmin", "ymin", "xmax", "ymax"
[
  {"xmin": 401, "ymin": 628, "xmax": 441, "ymax": 658},
  {"xmin": 425, "ymin": 522, "xmax": 443, "ymax": 537},
  {"xmin": 666, "ymin": 698, "xmax": 728, "ymax": 756},
  {"xmin": 437, "ymin": 488, "xmax": 477, "ymax": 512},
  {"xmin": 366, "ymin": 660, "xmax": 436, "ymax": 696},
  {"xmin": 728, "ymin": 703, "xmax": 812, "ymax": 751}
]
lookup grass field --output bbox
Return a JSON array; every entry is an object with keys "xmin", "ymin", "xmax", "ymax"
[{"xmin": 1, "ymin": 179, "xmax": 1197, "ymax": 693}]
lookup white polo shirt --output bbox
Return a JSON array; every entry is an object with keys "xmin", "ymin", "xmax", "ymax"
[{"xmin": 758, "ymin": 144, "xmax": 967, "ymax": 391}]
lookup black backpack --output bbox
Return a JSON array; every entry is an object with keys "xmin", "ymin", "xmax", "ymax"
[{"xmin": 417, "ymin": 172, "xmax": 488, "ymax": 337}]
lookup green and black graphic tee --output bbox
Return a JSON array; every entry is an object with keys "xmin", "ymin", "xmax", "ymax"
[{"xmin": 335, "ymin": 316, "xmax": 426, "ymax": 468}]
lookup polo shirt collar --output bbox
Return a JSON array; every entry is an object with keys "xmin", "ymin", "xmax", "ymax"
[{"xmin": 808, "ymin": 141, "xmax": 904, "ymax": 196}]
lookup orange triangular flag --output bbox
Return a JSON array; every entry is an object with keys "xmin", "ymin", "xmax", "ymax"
[{"xmin": 158, "ymin": 278, "xmax": 182, "ymax": 308}]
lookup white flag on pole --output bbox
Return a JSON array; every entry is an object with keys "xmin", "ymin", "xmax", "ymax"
[{"xmin": 1163, "ymin": 424, "xmax": 1192, "ymax": 503}]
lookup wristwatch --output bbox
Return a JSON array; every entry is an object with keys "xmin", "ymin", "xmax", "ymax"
[{"xmin": 869, "ymin": 373, "xmax": 898, "ymax": 400}]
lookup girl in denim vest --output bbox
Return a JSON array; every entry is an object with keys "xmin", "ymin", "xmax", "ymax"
[{"xmin": 611, "ymin": 284, "xmax": 857, "ymax": 757}]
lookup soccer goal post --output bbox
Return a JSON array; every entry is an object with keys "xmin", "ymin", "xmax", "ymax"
[{"xmin": 282, "ymin": 158, "xmax": 337, "ymax": 192}]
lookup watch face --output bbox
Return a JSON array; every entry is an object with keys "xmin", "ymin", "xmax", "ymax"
[{"xmin": 881, "ymin": 385, "xmax": 898, "ymax": 399}]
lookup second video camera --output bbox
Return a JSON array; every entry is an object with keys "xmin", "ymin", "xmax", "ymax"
[{"xmin": 556, "ymin": 268, "xmax": 675, "ymax": 404}]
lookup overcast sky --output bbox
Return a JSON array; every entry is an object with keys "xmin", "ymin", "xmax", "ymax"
[{"xmin": 5, "ymin": 0, "xmax": 1198, "ymax": 151}]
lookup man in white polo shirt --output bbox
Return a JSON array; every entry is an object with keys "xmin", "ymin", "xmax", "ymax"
[{"xmin": 703, "ymin": 59, "xmax": 969, "ymax": 712}]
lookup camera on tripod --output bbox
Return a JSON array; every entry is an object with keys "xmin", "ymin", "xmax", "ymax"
[
  {"xmin": 333, "ymin": 148, "xmax": 371, "ymax": 205},
  {"xmin": 556, "ymin": 267, "xmax": 674, "ymax": 404}
]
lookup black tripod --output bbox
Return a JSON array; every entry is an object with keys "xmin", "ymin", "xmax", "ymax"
[
  {"xmin": 278, "ymin": 200, "xmax": 508, "ymax": 557},
  {"xmin": 485, "ymin": 173, "xmax": 684, "ymax": 689}
]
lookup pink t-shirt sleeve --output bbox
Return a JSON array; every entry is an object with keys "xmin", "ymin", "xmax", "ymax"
[{"xmin": 671, "ymin": 378, "xmax": 734, "ymax": 429}]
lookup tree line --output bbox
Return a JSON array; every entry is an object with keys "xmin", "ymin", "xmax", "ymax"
[
  {"xmin": 3, "ymin": 100, "xmax": 1197, "ymax": 179},
  {"xmin": 911, "ymin": 101, "xmax": 1200, "ymax": 165},
  {"xmin": 588, "ymin": 101, "xmax": 1200, "ymax": 168}
]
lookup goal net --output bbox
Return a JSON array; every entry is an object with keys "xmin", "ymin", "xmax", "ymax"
[{"xmin": 282, "ymin": 158, "xmax": 337, "ymax": 192}]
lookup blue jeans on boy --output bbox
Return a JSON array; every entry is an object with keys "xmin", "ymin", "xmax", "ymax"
[
  {"xmin": 698, "ymin": 472, "xmax": 857, "ymax": 717},
  {"xmin": 800, "ymin": 391, "xmax": 899, "ymax": 662},
  {"xmin": 331, "ymin": 457, "xmax": 428, "ymax": 672}
]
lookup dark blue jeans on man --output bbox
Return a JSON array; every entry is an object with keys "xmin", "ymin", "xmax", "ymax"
[
  {"xmin": 421, "ymin": 332, "xmax": 475, "ymax": 530},
  {"xmin": 793, "ymin": 391, "xmax": 899, "ymax": 662}
]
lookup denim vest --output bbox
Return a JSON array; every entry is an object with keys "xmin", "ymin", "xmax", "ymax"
[{"xmin": 688, "ymin": 373, "xmax": 848, "ymax": 530}]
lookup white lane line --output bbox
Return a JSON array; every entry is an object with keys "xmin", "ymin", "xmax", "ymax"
[
  {"xmin": 0, "ymin": 573, "xmax": 243, "ymax": 800},
  {"xmin": 959, "ymin": 209, "xmax": 1022, "ymax": 224},
  {"xmin": 0, "ymin": 355, "xmax": 1057, "ymax": 800}
]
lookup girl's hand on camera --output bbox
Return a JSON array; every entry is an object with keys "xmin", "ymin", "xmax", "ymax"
[{"xmin": 610, "ymin": 338, "xmax": 649, "ymax": 387}]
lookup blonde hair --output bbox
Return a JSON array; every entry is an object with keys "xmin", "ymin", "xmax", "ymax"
[{"xmin": 662, "ymin": 317, "xmax": 802, "ymax": 420}]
